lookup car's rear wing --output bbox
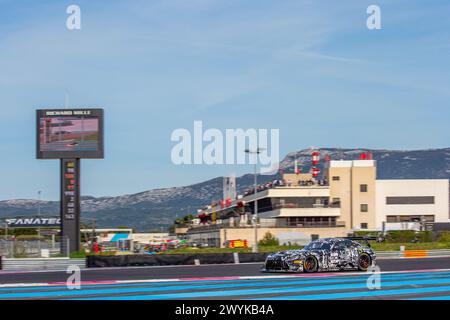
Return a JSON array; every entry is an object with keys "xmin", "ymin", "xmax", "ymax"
[{"xmin": 343, "ymin": 236, "xmax": 380, "ymax": 248}]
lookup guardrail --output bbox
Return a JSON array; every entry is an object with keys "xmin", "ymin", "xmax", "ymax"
[
  {"xmin": 377, "ymin": 250, "xmax": 450, "ymax": 259},
  {"xmin": 0, "ymin": 258, "xmax": 86, "ymax": 271}
]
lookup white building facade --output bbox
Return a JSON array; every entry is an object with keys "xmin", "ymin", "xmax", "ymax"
[{"xmin": 376, "ymin": 179, "xmax": 449, "ymax": 230}]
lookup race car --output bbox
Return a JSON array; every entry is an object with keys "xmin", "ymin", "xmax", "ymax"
[{"xmin": 261, "ymin": 237, "xmax": 376, "ymax": 273}]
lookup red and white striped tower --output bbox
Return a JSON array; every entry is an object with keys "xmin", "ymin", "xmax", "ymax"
[
  {"xmin": 294, "ymin": 159, "xmax": 300, "ymax": 174},
  {"xmin": 311, "ymin": 150, "xmax": 320, "ymax": 178}
]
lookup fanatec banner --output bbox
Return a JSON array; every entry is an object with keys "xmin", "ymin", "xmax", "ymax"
[{"xmin": 5, "ymin": 217, "xmax": 61, "ymax": 228}]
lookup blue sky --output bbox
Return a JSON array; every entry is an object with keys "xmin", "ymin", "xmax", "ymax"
[{"xmin": 0, "ymin": 0, "xmax": 449, "ymax": 200}]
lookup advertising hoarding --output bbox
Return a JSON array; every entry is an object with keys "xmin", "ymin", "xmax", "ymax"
[{"xmin": 5, "ymin": 217, "xmax": 61, "ymax": 228}]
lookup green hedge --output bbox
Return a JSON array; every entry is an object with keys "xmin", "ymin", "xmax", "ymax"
[
  {"xmin": 386, "ymin": 230, "xmax": 435, "ymax": 243},
  {"xmin": 69, "ymin": 250, "xmax": 87, "ymax": 258},
  {"xmin": 354, "ymin": 230, "xmax": 435, "ymax": 243},
  {"xmin": 416, "ymin": 231, "xmax": 433, "ymax": 242},
  {"xmin": 385, "ymin": 230, "xmax": 416, "ymax": 242},
  {"xmin": 438, "ymin": 231, "xmax": 450, "ymax": 242},
  {"xmin": 353, "ymin": 231, "xmax": 382, "ymax": 237}
]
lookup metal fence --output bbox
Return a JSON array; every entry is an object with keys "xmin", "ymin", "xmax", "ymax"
[
  {"xmin": 0, "ymin": 236, "xmax": 70, "ymax": 258},
  {"xmin": 1, "ymin": 258, "xmax": 86, "ymax": 271}
]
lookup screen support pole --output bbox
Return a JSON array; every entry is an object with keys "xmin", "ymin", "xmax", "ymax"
[{"xmin": 60, "ymin": 158, "xmax": 81, "ymax": 256}]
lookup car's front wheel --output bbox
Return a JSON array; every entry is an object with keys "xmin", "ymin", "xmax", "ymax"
[
  {"xmin": 303, "ymin": 256, "xmax": 318, "ymax": 273},
  {"xmin": 357, "ymin": 253, "xmax": 371, "ymax": 271}
]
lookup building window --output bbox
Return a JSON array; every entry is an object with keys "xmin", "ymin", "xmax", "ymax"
[
  {"xmin": 360, "ymin": 184, "xmax": 368, "ymax": 192},
  {"xmin": 400, "ymin": 215, "xmax": 413, "ymax": 222},
  {"xmin": 360, "ymin": 204, "xmax": 368, "ymax": 212},
  {"xmin": 288, "ymin": 217, "xmax": 337, "ymax": 227},
  {"xmin": 331, "ymin": 198, "xmax": 340, "ymax": 207},
  {"xmin": 386, "ymin": 196, "xmax": 435, "ymax": 205},
  {"xmin": 332, "ymin": 176, "xmax": 340, "ymax": 181},
  {"xmin": 360, "ymin": 223, "xmax": 368, "ymax": 229},
  {"xmin": 386, "ymin": 215, "xmax": 435, "ymax": 223},
  {"xmin": 386, "ymin": 215, "xmax": 398, "ymax": 223}
]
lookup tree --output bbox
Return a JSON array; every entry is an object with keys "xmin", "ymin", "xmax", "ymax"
[
  {"xmin": 174, "ymin": 214, "xmax": 194, "ymax": 225},
  {"xmin": 258, "ymin": 232, "xmax": 279, "ymax": 246}
]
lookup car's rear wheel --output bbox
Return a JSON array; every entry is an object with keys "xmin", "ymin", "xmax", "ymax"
[
  {"xmin": 357, "ymin": 253, "xmax": 371, "ymax": 271},
  {"xmin": 303, "ymin": 256, "xmax": 318, "ymax": 273}
]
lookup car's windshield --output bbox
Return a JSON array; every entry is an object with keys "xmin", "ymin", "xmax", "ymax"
[{"xmin": 304, "ymin": 241, "xmax": 331, "ymax": 250}]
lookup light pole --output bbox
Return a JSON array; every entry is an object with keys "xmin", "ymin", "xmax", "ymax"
[
  {"xmin": 37, "ymin": 190, "xmax": 42, "ymax": 251},
  {"xmin": 88, "ymin": 218, "xmax": 97, "ymax": 245},
  {"xmin": 4, "ymin": 221, "xmax": 7, "ymax": 241},
  {"xmin": 245, "ymin": 148, "xmax": 265, "ymax": 253}
]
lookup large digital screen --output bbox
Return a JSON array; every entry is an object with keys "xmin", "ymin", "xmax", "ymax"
[{"xmin": 36, "ymin": 109, "xmax": 104, "ymax": 159}]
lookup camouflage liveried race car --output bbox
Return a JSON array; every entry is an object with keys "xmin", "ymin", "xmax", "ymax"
[{"xmin": 261, "ymin": 237, "xmax": 377, "ymax": 273}]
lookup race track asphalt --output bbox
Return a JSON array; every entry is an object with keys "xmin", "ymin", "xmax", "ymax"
[{"xmin": 1, "ymin": 256, "xmax": 450, "ymax": 285}]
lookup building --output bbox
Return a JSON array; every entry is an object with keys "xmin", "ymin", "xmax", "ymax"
[
  {"xmin": 325, "ymin": 160, "xmax": 377, "ymax": 231},
  {"xmin": 376, "ymin": 179, "xmax": 449, "ymax": 230},
  {"xmin": 179, "ymin": 156, "xmax": 449, "ymax": 248}
]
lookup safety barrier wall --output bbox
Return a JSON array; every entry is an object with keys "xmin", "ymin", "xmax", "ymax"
[
  {"xmin": 87, "ymin": 253, "xmax": 271, "ymax": 268},
  {"xmin": 87, "ymin": 250, "xmax": 450, "ymax": 267}
]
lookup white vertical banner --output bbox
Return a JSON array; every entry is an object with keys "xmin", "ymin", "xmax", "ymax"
[
  {"xmin": 223, "ymin": 176, "xmax": 228, "ymax": 201},
  {"xmin": 223, "ymin": 174, "xmax": 237, "ymax": 201},
  {"xmin": 229, "ymin": 174, "xmax": 236, "ymax": 201}
]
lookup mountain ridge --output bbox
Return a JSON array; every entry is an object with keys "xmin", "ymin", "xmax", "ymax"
[{"xmin": 1, "ymin": 147, "xmax": 449, "ymax": 231}]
